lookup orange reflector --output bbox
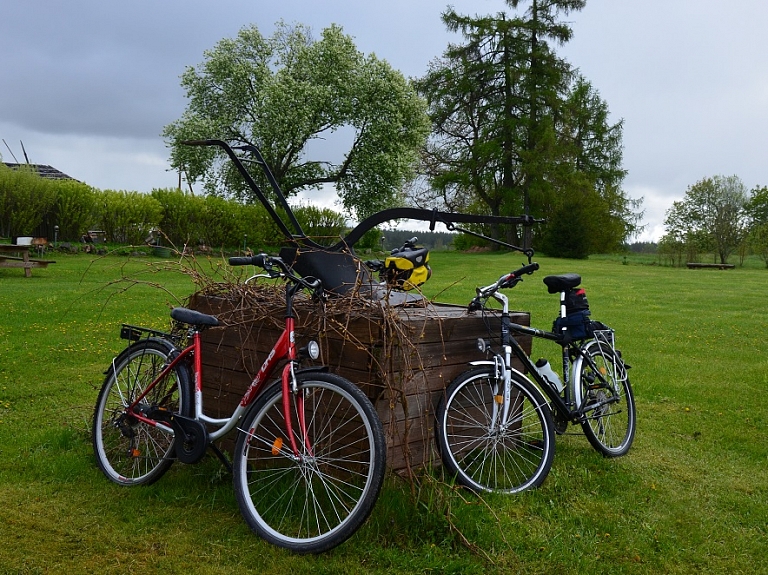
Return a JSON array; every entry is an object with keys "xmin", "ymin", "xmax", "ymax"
[
  {"xmin": 130, "ymin": 449, "xmax": 141, "ymax": 458},
  {"xmin": 600, "ymin": 367, "xmax": 608, "ymax": 376},
  {"xmin": 271, "ymin": 437, "xmax": 283, "ymax": 455},
  {"xmin": 494, "ymin": 395, "xmax": 503, "ymax": 404}
]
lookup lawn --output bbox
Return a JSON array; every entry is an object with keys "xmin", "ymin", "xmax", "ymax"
[{"xmin": 0, "ymin": 250, "xmax": 766, "ymax": 574}]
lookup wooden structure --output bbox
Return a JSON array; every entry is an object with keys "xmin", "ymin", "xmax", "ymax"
[
  {"xmin": 0, "ymin": 245, "xmax": 55, "ymax": 277},
  {"xmin": 2, "ymin": 163, "xmax": 78, "ymax": 181},
  {"xmin": 188, "ymin": 289, "xmax": 531, "ymax": 473}
]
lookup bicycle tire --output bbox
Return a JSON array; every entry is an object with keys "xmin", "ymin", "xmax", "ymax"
[
  {"xmin": 576, "ymin": 339, "xmax": 636, "ymax": 457},
  {"xmin": 435, "ymin": 367, "xmax": 555, "ymax": 494},
  {"xmin": 233, "ymin": 371, "xmax": 386, "ymax": 553},
  {"xmin": 92, "ymin": 339, "xmax": 191, "ymax": 486}
]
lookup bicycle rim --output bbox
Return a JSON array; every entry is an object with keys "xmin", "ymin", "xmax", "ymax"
[
  {"xmin": 92, "ymin": 341, "xmax": 189, "ymax": 485},
  {"xmin": 579, "ymin": 341, "xmax": 636, "ymax": 457},
  {"xmin": 437, "ymin": 368, "xmax": 555, "ymax": 494},
  {"xmin": 233, "ymin": 373, "xmax": 385, "ymax": 553}
]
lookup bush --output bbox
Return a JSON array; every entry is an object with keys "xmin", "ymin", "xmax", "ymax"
[
  {"xmin": 96, "ymin": 190, "xmax": 163, "ymax": 244},
  {"xmin": 0, "ymin": 164, "xmax": 57, "ymax": 238},
  {"xmin": 55, "ymin": 180, "xmax": 97, "ymax": 242},
  {"xmin": 152, "ymin": 188, "xmax": 203, "ymax": 247},
  {"xmin": 291, "ymin": 204, "xmax": 348, "ymax": 246}
]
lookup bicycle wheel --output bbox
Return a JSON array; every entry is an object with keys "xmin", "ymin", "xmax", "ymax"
[
  {"xmin": 435, "ymin": 367, "xmax": 555, "ymax": 494},
  {"xmin": 92, "ymin": 339, "xmax": 191, "ymax": 486},
  {"xmin": 576, "ymin": 339, "xmax": 636, "ymax": 457},
  {"xmin": 233, "ymin": 371, "xmax": 386, "ymax": 553}
]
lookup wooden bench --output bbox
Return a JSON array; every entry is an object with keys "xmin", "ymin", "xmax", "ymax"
[
  {"xmin": 0, "ymin": 245, "xmax": 56, "ymax": 277},
  {"xmin": 686, "ymin": 262, "xmax": 735, "ymax": 270}
]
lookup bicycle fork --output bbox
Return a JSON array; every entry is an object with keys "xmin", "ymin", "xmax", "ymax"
[
  {"xmin": 488, "ymin": 350, "xmax": 515, "ymax": 434},
  {"xmin": 280, "ymin": 360, "xmax": 314, "ymax": 459}
]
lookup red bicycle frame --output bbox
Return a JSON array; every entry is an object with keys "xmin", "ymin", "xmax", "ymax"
[{"xmin": 125, "ymin": 313, "xmax": 311, "ymax": 458}]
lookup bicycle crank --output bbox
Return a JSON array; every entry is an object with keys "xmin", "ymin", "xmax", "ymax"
[{"xmin": 147, "ymin": 407, "xmax": 209, "ymax": 464}]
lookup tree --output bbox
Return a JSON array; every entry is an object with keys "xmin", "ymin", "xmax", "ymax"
[
  {"xmin": 163, "ymin": 22, "xmax": 429, "ymax": 220},
  {"xmin": 414, "ymin": 0, "xmax": 638, "ymax": 253},
  {"xmin": 662, "ymin": 175, "xmax": 748, "ymax": 265},
  {"xmin": 745, "ymin": 185, "xmax": 768, "ymax": 267}
]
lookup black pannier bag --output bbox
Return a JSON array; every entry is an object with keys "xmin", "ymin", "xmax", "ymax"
[{"xmin": 553, "ymin": 288, "xmax": 592, "ymax": 340}]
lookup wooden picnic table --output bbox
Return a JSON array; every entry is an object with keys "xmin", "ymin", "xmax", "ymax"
[{"xmin": 0, "ymin": 244, "xmax": 56, "ymax": 277}]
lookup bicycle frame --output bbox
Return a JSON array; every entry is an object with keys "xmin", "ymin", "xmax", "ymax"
[
  {"xmin": 480, "ymin": 289, "xmax": 623, "ymax": 425},
  {"xmin": 124, "ymin": 289, "xmax": 311, "ymax": 458}
]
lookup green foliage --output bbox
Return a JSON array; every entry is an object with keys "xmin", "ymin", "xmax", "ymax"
[
  {"xmin": 539, "ymin": 195, "xmax": 592, "ymax": 258},
  {"xmin": 151, "ymin": 188, "xmax": 203, "ymax": 246},
  {"xmin": 414, "ymin": 1, "xmax": 638, "ymax": 252},
  {"xmin": 0, "ymin": 163, "xmax": 57, "ymax": 237},
  {"xmin": 55, "ymin": 180, "xmax": 97, "ymax": 241},
  {"xmin": 163, "ymin": 21, "xmax": 430, "ymax": 220},
  {"xmin": 291, "ymin": 204, "xmax": 348, "ymax": 246},
  {"xmin": 663, "ymin": 175, "xmax": 748, "ymax": 265},
  {"xmin": 96, "ymin": 189, "xmax": 163, "ymax": 244}
]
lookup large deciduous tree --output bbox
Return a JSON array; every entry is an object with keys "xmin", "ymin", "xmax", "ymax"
[
  {"xmin": 414, "ymin": 0, "xmax": 639, "ymax": 254},
  {"xmin": 662, "ymin": 175, "xmax": 748, "ymax": 264},
  {"xmin": 163, "ymin": 22, "xmax": 429, "ymax": 220}
]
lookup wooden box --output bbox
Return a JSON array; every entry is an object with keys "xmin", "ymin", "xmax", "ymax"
[{"xmin": 188, "ymin": 289, "xmax": 531, "ymax": 473}]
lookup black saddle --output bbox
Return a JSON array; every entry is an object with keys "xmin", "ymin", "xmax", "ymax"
[
  {"xmin": 542, "ymin": 273, "xmax": 582, "ymax": 294},
  {"xmin": 170, "ymin": 307, "xmax": 220, "ymax": 327}
]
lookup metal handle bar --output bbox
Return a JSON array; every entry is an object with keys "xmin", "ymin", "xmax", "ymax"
[
  {"xmin": 182, "ymin": 139, "xmax": 318, "ymax": 248},
  {"xmin": 181, "ymin": 138, "xmax": 543, "ymax": 254},
  {"xmin": 229, "ymin": 254, "xmax": 323, "ymax": 293},
  {"xmin": 469, "ymin": 262, "xmax": 540, "ymax": 310}
]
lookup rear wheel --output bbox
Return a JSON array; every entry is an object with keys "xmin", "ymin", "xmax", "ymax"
[
  {"xmin": 577, "ymin": 340, "xmax": 636, "ymax": 457},
  {"xmin": 233, "ymin": 372, "xmax": 386, "ymax": 553},
  {"xmin": 92, "ymin": 339, "xmax": 191, "ymax": 486},
  {"xmin": 435, "ymin": 367, "xmax": 555, "ymax": 494}
]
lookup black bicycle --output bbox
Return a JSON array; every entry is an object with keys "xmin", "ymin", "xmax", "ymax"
[{"xmin": 435, "ymin": 259, "xmax": 636, "ymax": 493}]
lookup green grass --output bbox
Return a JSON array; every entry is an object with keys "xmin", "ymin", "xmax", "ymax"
[{"xmin": 1, "ymin": 250, "xmax": 767, "ymax": 574}]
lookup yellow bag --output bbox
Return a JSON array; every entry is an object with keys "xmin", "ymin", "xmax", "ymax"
[{"xmin": 383, "ymin": 247, "xmax": 431, "ymax": 291}]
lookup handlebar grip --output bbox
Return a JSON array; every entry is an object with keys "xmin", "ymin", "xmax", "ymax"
[
  {"xmin": 228, "ymin": 254, "xmax": 267, "ymax": 267},
  {"xmin": 498, "ymin": 262, "xmax": 539, "ymax": 289},
  {"xmin": 512, "ymin": 262, "xmax": 539, "ymax": 277}
]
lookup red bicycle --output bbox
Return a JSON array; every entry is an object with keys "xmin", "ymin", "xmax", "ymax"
[{"xmin": 92, "ymin": 254, "xmax": 386, "ymax": 553}]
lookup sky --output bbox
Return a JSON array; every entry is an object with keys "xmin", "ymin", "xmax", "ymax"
[{"xmin": 2, "ymin": 0, "xmax": 767, "ymax": 242}]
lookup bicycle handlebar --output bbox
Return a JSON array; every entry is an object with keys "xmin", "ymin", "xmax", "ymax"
[
  {"xmin": 228, "ymin": 254, "xmax": 322, "ymax": 292},
  {"xmin": 228, "ymin": 255, "xmax": 267, "ymax": 267},
  {"xmin": 469, "ymin": 261, "xmax": 540, "ymax": 310}
]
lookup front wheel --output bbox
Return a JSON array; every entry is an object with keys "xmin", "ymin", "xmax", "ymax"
[
  {"xmin": 576, "ymin": 339, "xmax": 636, "ymax": 457},
  {"xmin": 233, "ymin": 372, "xmax": 386, "ymax": 553},
  {"xmin": 92, "ymin": 339, "xmax": 191, "ymax": 486},
  {"xmin": 435, "ymin": 367, "xmax": 555, "ymax": 494}
]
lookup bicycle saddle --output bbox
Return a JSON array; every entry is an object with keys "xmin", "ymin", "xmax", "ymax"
[
  {"xmin": 543, "ymin": 273, "xmax": 581, "ymax": 294},
  {"xmin": 170, "ymin": 307, "xmax": 220, "ymax": 327}
]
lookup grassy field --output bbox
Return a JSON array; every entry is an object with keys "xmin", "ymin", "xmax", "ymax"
[{"xmin": 0, "ymin": 250, "xmax": 766, "ymax": 574}]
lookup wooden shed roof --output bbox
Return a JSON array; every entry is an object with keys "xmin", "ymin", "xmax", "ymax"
[{"xmin": 2, "ymin": 163, "xmax": 78, "ymax": 181}]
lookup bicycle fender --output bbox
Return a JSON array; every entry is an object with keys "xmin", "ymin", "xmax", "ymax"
[
  {"xmin": 469, "ymin": 362, "xmax": 549, "ymax": 407},
  {"xmin": 103, "ymin": 337, "xmax": 179, "ymax": 375},
  {"xmin": 468, "ymin": 361, "xmax": 528, "ymax": 381},
  {"xmin": 295, "ymin": 365, "xmax": 330, "ymax": 375}
]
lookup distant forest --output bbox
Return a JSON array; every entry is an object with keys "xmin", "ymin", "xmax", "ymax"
[
  {"xmin": 380, "ymin": 229, "xmax": 455, "ymax": 251},
  {"xmin": 381, "ymin": 229, "xmax": 658, "ymax": 254}
]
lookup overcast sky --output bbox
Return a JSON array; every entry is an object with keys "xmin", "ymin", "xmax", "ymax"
[{"xmin": 2, "ymin": 0, "xmax": 766, "ymax": 242}]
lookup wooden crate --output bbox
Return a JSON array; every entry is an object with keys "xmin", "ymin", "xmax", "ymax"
[{"xmin": 188, "ymin": 291, "xmax": 531, "ymax": 473}]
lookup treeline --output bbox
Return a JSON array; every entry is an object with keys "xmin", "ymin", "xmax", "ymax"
[
  {"xmin": 0, "ymin": 165, "xmax": 383, "ymax": 250},
  {"xmin": 381, "ymin": 229, "xmax": 455, "ymax": 251}
]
